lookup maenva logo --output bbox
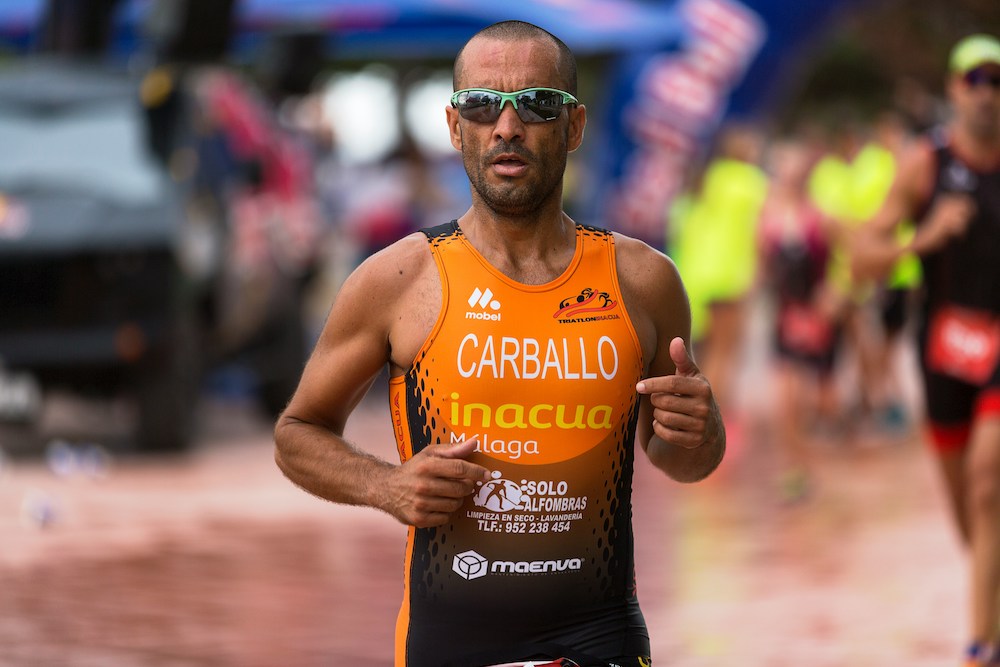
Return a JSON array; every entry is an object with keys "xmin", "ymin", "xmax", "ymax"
[
  {"xmin": 466, "ymin": 287, "xmax": 501, "ymax": 321},
  {"xmin": 452, "ymin": 549, "xmax": 584, "ymax": 580},
  {"xmin": 453, "ymin": 550, "xmax": 489, "ymax": 580}
]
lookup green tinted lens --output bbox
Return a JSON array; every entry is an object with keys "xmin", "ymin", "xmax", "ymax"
[
  {"xmin": 451, "ymin": 88, "xmax": 576, "ymax": 123},
  {"xmin": 516, "ymin": 89, "xmax": 567, "ymax": 122},
  {"xmin": 964, "ymin": 68, "xmax": 1000, "ymax": 89},
  {"xmin": 454, "ymin": 90, "xmax": 504, "ymax": 122}
]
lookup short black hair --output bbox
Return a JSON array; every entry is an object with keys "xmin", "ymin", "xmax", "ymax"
[{"xmin": 453, "ymin": 20, "xmax": 578, "ymax": 95}]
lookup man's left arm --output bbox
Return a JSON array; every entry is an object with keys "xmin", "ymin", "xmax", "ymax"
[
  {"xmin": 636, "ymin": 337, "xmax": 726, "ymax": 482},
  {"xmin": 616, "ymin": 236, "xmax": 725, "ymax": 482}
]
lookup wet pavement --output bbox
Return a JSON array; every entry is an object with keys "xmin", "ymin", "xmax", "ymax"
[{"xmin": 0, "ymin": 385, "xmax": 968, "ymax": 666}]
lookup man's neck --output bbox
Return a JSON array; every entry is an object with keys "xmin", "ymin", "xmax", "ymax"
[{"xmin": 459, "ymin": 206, "xmax": 577, "ymax": 285}]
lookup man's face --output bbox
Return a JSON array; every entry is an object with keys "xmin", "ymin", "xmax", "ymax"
[
  {"xmin": 949, "ymin": 64, "xmax": 1000, "ymax": 140},
  {"xmin": 447, "ymin": 37, "xmax": 586, "ymax": 218}
]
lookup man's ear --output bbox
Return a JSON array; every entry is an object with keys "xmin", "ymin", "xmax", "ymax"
[
  {"xmin": 568, "ymin": 104, "xmax": 587, "ymax": 153},
  {"xmin": 945, "ymin": 72, "xmax": 965, "ymax": 105},
  {"xmin": 446, "ymin": 106, "xmax": 463, "ymax": 151}
]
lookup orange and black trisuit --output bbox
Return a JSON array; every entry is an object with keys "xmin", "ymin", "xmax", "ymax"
[{"xmin": 389, "ymin": 221, "xmax": 652, "ymax": 667}]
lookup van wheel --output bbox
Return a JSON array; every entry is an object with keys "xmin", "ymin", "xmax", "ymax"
[
  {"xmin": 133, "ymin": 312, "xmax": 203, "ymax": 452},
  {"xmin": 256, "ymin": 299, "xmax": 307, "ymax": 421}
]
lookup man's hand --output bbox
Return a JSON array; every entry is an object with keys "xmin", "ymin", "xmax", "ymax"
[
  {"xmin": 916, "ymin": 193, "xmax": 975, "ymax": 254},
  {"xmin": 635, "ymin": 337, "xmax": 725, "ymax": 482},
  {"xmin": 636, "ymin": 337, "xmax": 719, "ymax": 449},
  {"xmin": 384, "ymin": 439, "xmax": 491, "ymax": 528}
]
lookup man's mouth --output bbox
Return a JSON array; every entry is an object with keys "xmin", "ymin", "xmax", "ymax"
[{"xmin": 491, "ymin": 154, "xmax": 528, "ymax": 177}]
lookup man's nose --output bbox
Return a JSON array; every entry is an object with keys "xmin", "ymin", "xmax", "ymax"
[{"xmin": 493, "ymin": 101, "xmax": 525, "ymax": 143}]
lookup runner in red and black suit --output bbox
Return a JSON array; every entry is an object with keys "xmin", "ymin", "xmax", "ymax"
[
  {"xmin": 853, "ymin": 34, "xmax": 1000, "ymax": 667},
  {"xmin": 918, "ymin": 136, "xmax": 1000, "ymax": 450}
]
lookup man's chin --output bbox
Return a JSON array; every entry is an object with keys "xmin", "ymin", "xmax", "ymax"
[
  {"xmin": 969, "ymin": 115, "xmax": 1000, "ymax": 140},
  {"xmin": 485, "ymin": 203, "xmax": 539, "ymax": 218},
  {"xmin": 477, "ymin": 188, "xmax": 538, "ymax": 217}
]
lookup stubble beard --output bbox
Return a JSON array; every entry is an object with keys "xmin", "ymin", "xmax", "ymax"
[
  {"xmin": 464, "ymin": 140, "xmax": 568, "ymax": 219},
  {"xmin": 959, "ymin": 97, "xmax": 1000, "ymax": 143},
  {"xmin": 970, "ymin": 113, "xmax": 1000, "ymax": 143}
]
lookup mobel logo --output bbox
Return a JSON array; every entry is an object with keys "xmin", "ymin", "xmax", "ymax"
[{"xmin": 466, "ymin": 287, "xmax": 502, "ymax": 321}]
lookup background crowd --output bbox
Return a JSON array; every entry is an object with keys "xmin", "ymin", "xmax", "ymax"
[{"xmin": 2, "ymin": 0, "xmax": 1000, "ymax": 665}]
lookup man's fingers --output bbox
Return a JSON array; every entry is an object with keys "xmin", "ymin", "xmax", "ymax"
[
  {"xmin": 669, "ymin": 337, "xmax": 699, "ymax": 377},
  {"xmin": 393, "ymin": 438, "xmax": 493, "ymax": 527},
  {"xmin": 409, "ymin": 502, "xmax": 466, "ymax": 528},
  {"xmin": 431, "ymin": 437, "xmax": 479, "ymax": 459},
  {"xmin": 410, "ymin": 491, "xmax": 468, "ymax": 514},
  {"xmin": 650, "ymin": 420, "xmax": 704, "ymax": 449},
  {"xmin": 635, "ymin": 339, "xmax": 700, "ymax": 394},
  {"xmin": 936, "ymin": 194, "xmax": 975, "ymax": 234},
  {"xmin": 649, "ymin": 392, "xmax": 709, "ymax": 417},
  {"xmin": 423, "ymin": 439, "xmax": 490, "ymax": 483},
  {"xmin": 413, "ymin": 476, "xmax": 481, "ymax": 500},
  {"xmin": 651, "ymin": 408, "xmax": 703, "ymax": 433},
  {"xmin": 636, "ymin": 374, "xmax": 710, "ymax": 398}
]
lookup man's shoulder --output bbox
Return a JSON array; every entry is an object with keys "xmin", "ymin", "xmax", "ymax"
[
  {"xmin": 608, "ymin": 231, "xmax": 682, "ymax": 302},
  {"xmin": 900, "ymin": 134, "xmax": 938, "ymax": 172},
  {"xmin": 348, "ymin": 232, "xmax": 436, "ymax": 293},
  {"xmin": 370, "ymin": 230, "xmax": 433, "ymax": 262},
  {"xmin": 893, "ymin": 135, "xmax": 938, "ymax": 206},
  {"xmin": 609, "ymin": 231, "xmax": 676, "ymax": 274}
]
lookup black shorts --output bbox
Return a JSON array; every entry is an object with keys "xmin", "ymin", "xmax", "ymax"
[
  {"xmin": 772, "ymin": 301, "xmax": 840, "ymax": 376},
  {"xmin": 450, "ymin": 641, "xmax": 651, "ymax": 667},
  {"xmin": 480, "ymin": 655, "xmax": 651, "ymax": 667},
  {"xmin": 919, "ymin": 321, "xmax": 1000, "ymax": 452},
  {"xmin": 879, "ymin": 287, "xmax": 910, "ymax": 336}
]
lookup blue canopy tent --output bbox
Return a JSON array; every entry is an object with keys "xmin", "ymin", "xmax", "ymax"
[
  {"xmin": 0, "ymin": 0, "xmax": 44, "ymax": 53},
  {"xmin": 232, "ymin": 0, "xmax": 685, "ymax": 59},
  {"xmin": 0, "ymin": 0, "xmax": 682, "ymax": 61},
  {"xmin": 0, "ymin": 0, "xmax": 862, "ymax": 243}
]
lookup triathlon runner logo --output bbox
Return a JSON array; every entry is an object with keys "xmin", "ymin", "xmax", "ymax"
[
  {"xmin": 473, "ymin": 471, "xmax": 525, "ymax": 512},
  {"xmin": 452, "ymin": 550, "xmax": 489, "ymax": 580},
  {"xmin": 553, "ymin": 287, "xmax": 616, "ymax": 319}
]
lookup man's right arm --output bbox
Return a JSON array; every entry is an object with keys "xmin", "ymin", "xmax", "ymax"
[
  {"xmin": 273, "ymin": 238, "xmax": 489, "ymax": 527},
  {"xmin": 853, "ymin": 138, "xmax": 974, "ymax": 280}
]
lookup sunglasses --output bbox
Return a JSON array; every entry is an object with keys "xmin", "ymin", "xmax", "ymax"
[
  {"xmin": 451, "ymin": 87, "xmax": 578, "ymax": 123},
  {"xmin": 963, "ymin": 68, "xmax": 1000, "ymax": 90}
]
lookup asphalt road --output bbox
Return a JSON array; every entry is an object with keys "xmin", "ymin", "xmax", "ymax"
[{"xmin": 0, "ymin": 381, "xmax": 967, "ymax": 667}]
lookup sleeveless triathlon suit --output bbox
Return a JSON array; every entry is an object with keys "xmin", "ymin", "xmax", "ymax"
[
  {"xmin": 389, "ymin": 222, "xmax": 650, "ymax": 667},
  {"xmin": 917, "ymin": 139, "xmax": 1000, "ymax": 451},
  {"xmin": 759, "ymin": 200, "xmax": 838, "ymax": 375}
]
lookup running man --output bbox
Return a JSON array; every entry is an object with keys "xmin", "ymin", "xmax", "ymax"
[
  {"xmin": 853, "ymin": 34, "xmax": 1000, "ymax": 667},
  {"xmin": 273, "ymin": 20, "xmax": 725, "ymax": 667}
]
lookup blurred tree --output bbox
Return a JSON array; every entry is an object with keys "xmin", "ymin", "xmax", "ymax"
[
  {"xmin": 779, "ymin": 0, "xmax": 1000, "ymax": 131},
  {"xmin": 143, "ymin": 0, "xmax": 236, "ymax": 64},
  {"xmin": 41, "ymin": 0, "xmax": 120, "ymax": 55},
  {"xmin": 257, "ymin": 29, "xmax": 328, "ymax": 102}
]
